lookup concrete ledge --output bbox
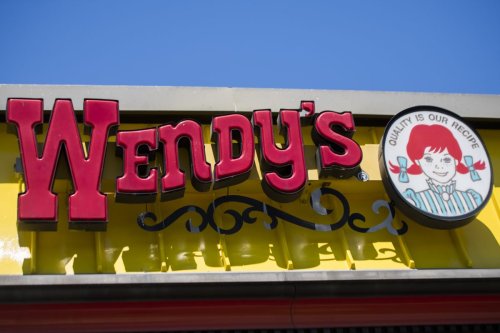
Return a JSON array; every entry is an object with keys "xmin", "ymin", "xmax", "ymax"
[
  {"xmin": 1, "ymin": 269, "xmax": 500, "ymax": 303},
  {"xmin": 2, "ymin": 269, "xmax": 500, "ymax": 286},
  {"xmin": 1, "ymin": 84, "xmax": 500, "ymax": 118}
]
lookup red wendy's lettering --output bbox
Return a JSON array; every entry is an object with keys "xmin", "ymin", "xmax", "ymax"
[
  {"xmin": 313, "ymin": 111, "xmax": 362, "ymax": 178},
  {"xmin": 212, "ymin": 114, "xmax": 254, "ymax": 188},
  {"xmin": 253, "ymin": 109, "xmax": 307, "ymax": 201},
  {"xmin": 7, "ymin": 99, "xmax": 363, "ymax": 229},
  {"xmin": 159, "ymin": 120, "xmax": 212, "ymax": 196},
  {"xmin": 116, "ymin": 128, "xmax": 158, "ymax": 199},
  {"xmin": 7, "ymin": 98, "xmax": 119, "ymax": 229}
]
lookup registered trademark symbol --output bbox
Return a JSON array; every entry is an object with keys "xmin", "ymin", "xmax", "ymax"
[{"xmin": 357, "ymin": 170, "xmax": 369, "ymax": 182}]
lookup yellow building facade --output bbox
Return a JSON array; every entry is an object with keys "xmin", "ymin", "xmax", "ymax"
[{"xmin": 0, "ymin": 85, "xmax": 499, "ymax": 332}]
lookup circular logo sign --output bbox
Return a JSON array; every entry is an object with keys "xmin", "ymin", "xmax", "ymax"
[{"xmin": 379, "ymin": 106, "xmax": 493, "ymax": 229}]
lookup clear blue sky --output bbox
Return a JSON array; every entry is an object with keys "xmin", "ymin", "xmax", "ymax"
[{"xmin": 1, "ymin": 0, "xmax": 500, "ymax": 94}]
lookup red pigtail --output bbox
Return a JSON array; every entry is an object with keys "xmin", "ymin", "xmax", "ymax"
[
  {"xmin": 389, "ymin": 161, "xmax": 400, "ymax": 174},
  {"xmin": 457, "ymin": 160, "xmax": 486, "ymax": 174},
  {"xmin": 389, "ymin": 161, "xmax": 422, "ymax": 175}
]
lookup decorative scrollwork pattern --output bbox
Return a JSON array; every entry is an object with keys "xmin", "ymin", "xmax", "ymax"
[{"xmin": 137, "ymin": 188, "xmax": 408, "ymax": 235}]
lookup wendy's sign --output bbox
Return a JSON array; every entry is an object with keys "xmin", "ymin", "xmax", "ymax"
[
  {"xmin": 7, "ymin": 99, "xmax": 493, "ymax": 231},
  {"xmin": 379, "ymin": 106, "xmax": 493, "ymax": 229},
  {"xmin": 6, "ymin": 99, "xmax": 362, "ymax": 230}
]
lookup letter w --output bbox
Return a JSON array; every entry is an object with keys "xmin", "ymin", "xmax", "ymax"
[{"xmin": 7, "ymin": 99, "xmax": 119, "ymax": 228}]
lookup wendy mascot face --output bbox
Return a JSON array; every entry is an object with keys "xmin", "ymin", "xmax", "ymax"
[
  {"xmin": 379, "ymin": 106, "xmax": 493, "ymax": 229},
  {"xmin": 416, "ymin": 147, "xmax": 458, "ymax": 184}
]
